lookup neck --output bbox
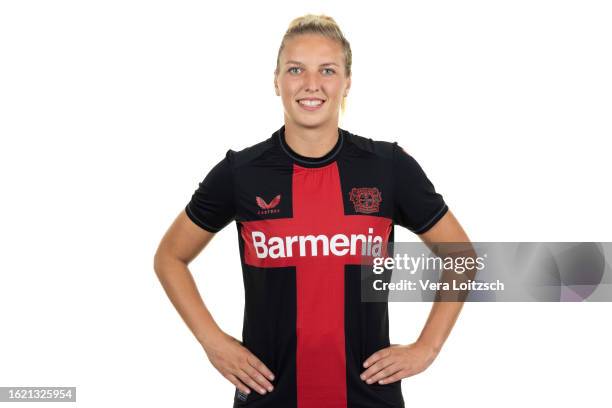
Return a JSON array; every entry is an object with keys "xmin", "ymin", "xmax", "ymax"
[{"xmin": 283, "ymin": 120, "xmax": 339, "ymax": 158}]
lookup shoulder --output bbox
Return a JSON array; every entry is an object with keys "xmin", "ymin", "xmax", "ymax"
[
  {"xmin": 342, "ymin": 128, "xmax": 398, "ymax": 160},
  {"xmin": 224, "ymin": 133, "xmax": 278, "ymax": 168}
]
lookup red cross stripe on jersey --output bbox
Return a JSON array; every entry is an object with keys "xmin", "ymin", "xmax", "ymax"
[{"xmin": 240, "ymin": 162, "xmax": 392, "ymax": 408}]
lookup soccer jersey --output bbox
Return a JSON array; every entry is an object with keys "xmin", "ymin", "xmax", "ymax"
[{"xmin": 185, "ymin": 125, "xmax": 448, "ymax": 408}]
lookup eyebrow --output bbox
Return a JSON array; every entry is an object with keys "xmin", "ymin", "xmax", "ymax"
[{"xmin": 285, "ymin": 60, "xmax": 339, "ymax": 67}]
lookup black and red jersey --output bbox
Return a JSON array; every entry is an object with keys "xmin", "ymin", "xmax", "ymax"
[{"xmin": 185, "ymin": 125, "xmax": 448, "ymax": 408}]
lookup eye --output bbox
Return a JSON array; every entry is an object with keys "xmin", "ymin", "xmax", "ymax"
[
  {"xmin": 288, "ymin": 67, "xmax": 302, "ymax": 74},
  {"xmin": 322, "ymin": 68, "xmax": 336, "ymax": 75}
]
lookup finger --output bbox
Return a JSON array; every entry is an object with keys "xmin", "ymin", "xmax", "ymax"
[
  {"xmin": 378, "ymin": 367, "xmax": 409, "ymax": 384},
  {"xmin": 247, "ymin": 355, "xmax": 276, "ymax": 382},
  {"xmin": 368, "ymin": 362, "xmax": 403, "ymax": 385},
  {"xmin": 363, "ymin": 348, "xmax": 391, "ymax": 369},
  {"xmin": 236, "ymin": 369, "xmax": 268, "ymax": 395},
  {"xmin": 243, "ymin": 361, "xmax": 274, "ymax": 392},
  {"xmin": 361, "ymin": 358, "xmax": 396, "ymax": 383},
  {"xmin": 225, "ymin": 373, "xmax": 251, "ymax": 396}
]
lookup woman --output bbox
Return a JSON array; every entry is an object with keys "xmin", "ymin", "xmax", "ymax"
[{"xmin": 154, "ymin": 14, "xmax": 470, "ymax": 408}]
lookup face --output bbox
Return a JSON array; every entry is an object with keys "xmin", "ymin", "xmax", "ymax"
[{"xmin": 274, "ymin": 33, "xmax": 351, "ymax": 129}]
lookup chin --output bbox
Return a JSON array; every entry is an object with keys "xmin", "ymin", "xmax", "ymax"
[
  {"xmin": 291, "ymin": 116, "xmax": 332, "ymax": 129},
  {"xmin": 288, "ymin": 109, "xmax": 339, "ymax": 126}
]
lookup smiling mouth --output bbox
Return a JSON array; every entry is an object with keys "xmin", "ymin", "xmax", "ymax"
[{"xmin": 297, "ymin": 99, "xmax": 326, "ymax": 108}]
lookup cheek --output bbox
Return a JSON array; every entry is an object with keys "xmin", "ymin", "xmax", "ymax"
[
  {"xmin": 323, "ymin": 81, "xmax": 343, "ymax": 97},
  {"xmin": 284, "ymin": 80, "xmax": 301, "ymax": 94},
  {"xmin": 280, "ymin": 82, "xmax": 300, "ymax": 103},
  {"xmin": 278, "ymin": 78, "xmax": 295, "ymax": 95}
]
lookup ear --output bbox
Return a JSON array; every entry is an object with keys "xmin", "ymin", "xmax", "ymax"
[
  {"xmin": 274, "ymin": 74, "xmax": 280, "ymax": 96},
  {"xmin": 344, "ymin": 76, "xmax": 351, "ymax": 97}
]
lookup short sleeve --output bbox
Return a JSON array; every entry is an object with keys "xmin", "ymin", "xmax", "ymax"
[
  {"xmin": 185, "ymin": 150, "xmax": 236, "ymax": 233},
  {"xmin": 393, "ymin": 142, "xmax": 448, "ymax": 234}
]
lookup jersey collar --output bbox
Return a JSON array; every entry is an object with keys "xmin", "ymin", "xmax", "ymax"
[{"xmin": 276, "ymin": 124, "xmax": 345, "ymax": 168}]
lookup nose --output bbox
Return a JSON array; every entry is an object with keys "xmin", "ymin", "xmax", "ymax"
[{"xmin": 303, "ymin": 70, "xmax": 320, "ymax": 92}]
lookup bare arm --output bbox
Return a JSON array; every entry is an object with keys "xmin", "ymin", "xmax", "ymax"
[
  {"xmin": 154, "ymin": 210, "xmax": 221, "ymax": 346},
  {"xmin": 360, "ymin": 209, "xmax": 471, "ymax": 385},
  {"xmin": 415, "ymin": 209, "xmax": 470, "ymax": 354},
  {"xmin": 153, "ymin": 210, "xmax": 275, "ymax": 396}
]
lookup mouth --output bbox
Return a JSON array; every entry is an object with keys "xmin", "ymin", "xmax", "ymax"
[{"xmin": 296, "ymin": 98, "xmax": 326, "ymax": 111}]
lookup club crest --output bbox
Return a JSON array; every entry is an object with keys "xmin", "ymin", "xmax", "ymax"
[{"xmin": 349, "ymin": 187, "xmax": 382, "ymax": 214}]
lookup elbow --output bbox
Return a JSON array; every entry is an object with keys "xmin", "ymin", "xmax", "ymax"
[
  {"xmin": 153, "ymin": 248, "xmax": 170, "ymax": 277},
  {"xmin": 154, "ymin": 247, "xmax": 188, "ymax": 277}
]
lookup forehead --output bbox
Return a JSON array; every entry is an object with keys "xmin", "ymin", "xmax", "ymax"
[{"xmin": 281, "ymin": 34, "xmax": 343, "ymax": 64}]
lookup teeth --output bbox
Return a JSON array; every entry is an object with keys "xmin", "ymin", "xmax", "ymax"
[{"xmin": 299, "ymin": 99, "xmax": 323, "ymax": 106}]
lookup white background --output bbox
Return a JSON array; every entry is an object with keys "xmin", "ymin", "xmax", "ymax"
[{"xmin": 1, "ymin": 1, "xmax": 611, "ymax": 407}]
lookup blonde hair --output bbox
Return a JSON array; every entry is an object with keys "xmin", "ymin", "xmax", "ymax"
[{"xmin": 275, "ymin": 14, "xmax": 352, "ymax": 114}]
